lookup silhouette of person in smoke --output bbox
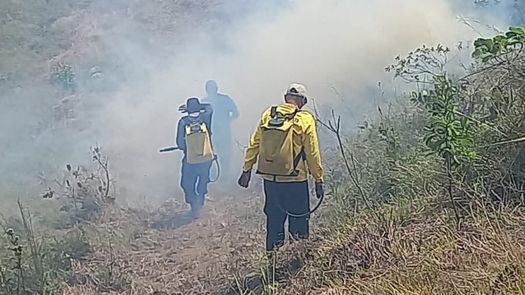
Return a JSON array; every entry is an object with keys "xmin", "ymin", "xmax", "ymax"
[{"xmin": 202, "ymin": 80, "xmax": 239, "ymax": 184}]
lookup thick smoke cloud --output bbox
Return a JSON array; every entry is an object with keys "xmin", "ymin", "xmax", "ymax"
[{"xmin": 0, "ymin": 0, "xmax": 513, "ymax": 206}]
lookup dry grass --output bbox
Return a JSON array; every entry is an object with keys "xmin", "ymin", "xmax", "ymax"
[
  {"xmin": 247, "ymin": 197, "xmax": 525, "ymax": 295},
  {"xmin": 345, "ymin": 210, "xmax": 525, "ymax": 294},
  {"xmin": 62, "ymin": 186, "xmax": 267, "ymax": 295}
]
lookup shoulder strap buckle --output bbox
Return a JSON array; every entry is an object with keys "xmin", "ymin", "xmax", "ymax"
[{"xmin": 270, "ymin": 106, "xmax": 278, "ymax": 118}]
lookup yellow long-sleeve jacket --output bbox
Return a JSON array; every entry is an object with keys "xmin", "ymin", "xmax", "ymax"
[{"xmin": 242, "ymin": 103, "xmax": 324, "ymax": 183}]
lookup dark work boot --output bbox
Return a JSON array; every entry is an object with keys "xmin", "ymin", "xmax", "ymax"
[
  {"xmin": 190, "ymin": 202, "xmax": 202, "ymax": 219},
  {"xmin": 290, "ymin": 232, "xmax": 309, "ymax": 241},
  {"xmin": 266, "ymin": 237, "xmax": 285, "ymax": 253}
]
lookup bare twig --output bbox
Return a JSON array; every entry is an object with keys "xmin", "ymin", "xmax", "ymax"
[
  {"xmin": 445, "ymin": 159, "xmax": 461, "ymax": 228},
  {"xmin": 18, "ymin": 200, "xmax": 44, "ymax": 290},
  {"xmin": 92, "ymin": 145, "xmax": 111, "ymax": 200},
  {"xmin": 484, "ymin": 136, "xmax": 525, "ymax": 147},
  {"xmin": 312, "ymin": 102, "xmax": 376, "ymax": 214}
]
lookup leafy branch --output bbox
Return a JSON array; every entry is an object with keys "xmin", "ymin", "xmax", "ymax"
[
  {"xmin": 472, "ymin": 27, "xmax": 525, "ymax": 63},
  {"xmin": 411, "ymin": 74, "xmax": 478, "ymax": 227},
  {"xmin": 385, "ymin": 44, "xmax": 450, "ymax": 83}
]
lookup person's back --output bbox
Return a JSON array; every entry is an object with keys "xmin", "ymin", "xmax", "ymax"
[
  {"xmin": 206, "ymin": 92, "xmax": 238, "ymax": 136},
  {"xmin": 251, "ymin": 103, "xmax": 322, "ymax": 183},
  {"xmin": 176, "ymin": 103, "xmax": 213, "ymax": 158},
  {"xmin": 202, "ymin": 80, "xmax": 239, "ymax": 183}
]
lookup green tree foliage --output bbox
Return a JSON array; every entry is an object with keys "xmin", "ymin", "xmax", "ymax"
[
  {"xmin": 412, "ymin": 76, "xmax": 477, "ymax": 165},
  {"xmin": 472, "ymin": 27, "xmax": 525, "ymax": 62},
  {"xmin": 386, "ymin": 27, "xmax": 525, "ymax": 225}
]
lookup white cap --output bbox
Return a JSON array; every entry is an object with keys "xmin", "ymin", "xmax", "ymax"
[{"xmin": 286, "ymin": 83, "xmax": 307, "ymax": 98}]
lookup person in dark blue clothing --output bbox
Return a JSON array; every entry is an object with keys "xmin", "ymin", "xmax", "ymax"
[
  {"xmin": 202, "ymin": 80, "xmax": 239, "ymax": 183},
  {"xmin": 176, "ymin": 97, "xmax": 214, "ymax": 218}
]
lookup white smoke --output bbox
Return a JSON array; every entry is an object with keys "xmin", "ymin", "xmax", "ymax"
[{"xmin": 0, "ymin": 0, "xmax": 513, "ymax": 207}]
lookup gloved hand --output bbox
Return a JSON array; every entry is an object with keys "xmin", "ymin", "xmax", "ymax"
[
  {"xmin": 238, "ymin": 170, "xmax": 252, "ymax": 188},
  {"xmin": 178, "ymin": 104, "xmax": 187, "ymax": 113},
  {"xmin": 315, "ymin": 182, "xmax": 324, "ymax": 199}
]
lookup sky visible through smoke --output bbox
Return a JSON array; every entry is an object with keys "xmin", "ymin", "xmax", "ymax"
[{"xmin": 0, "ymin": 0, "xmax": 515, "ymax": 207}]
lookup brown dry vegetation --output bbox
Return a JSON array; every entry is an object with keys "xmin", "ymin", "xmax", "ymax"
[
  {"xmin": 67, "ymin": 191, "xmax": 266, "ymax": 294},
  {"xmin": 0, "ymin": 0, "xmax": 229, "ymax": 78},
  {"xmin": 2, "ymin": 1, "xmax": 525, "ymax": 295}
]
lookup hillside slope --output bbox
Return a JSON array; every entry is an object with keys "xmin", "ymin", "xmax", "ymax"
[{"xmin": 1, "ymin": 2, "xmax": 525, "ymax": 295}]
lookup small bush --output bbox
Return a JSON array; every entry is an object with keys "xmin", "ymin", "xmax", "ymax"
[
  {"xmin": 50, "ymin": 62, "xmax": 77, "ymax": 94},
  {"xmin": 43, "ymin": 145, "xmax": 115, "ymax": 226}
]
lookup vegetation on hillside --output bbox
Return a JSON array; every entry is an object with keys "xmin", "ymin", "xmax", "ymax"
[
  {"xmin": 2, "ymin": 0, "xmax": 525, "ymax": 293},
  {"xmin": 229, "ymin": 27, "xmax": 525, "ymax": 294},
  {"xmin": 1, "ymin": 27, "xmax": 525, "ymax": 294}
]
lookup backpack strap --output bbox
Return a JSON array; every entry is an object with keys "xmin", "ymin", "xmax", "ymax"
[
  {"xmin": 290, "ymin": 148, "xmax": 306, "ymax": 176},
  {"xmin": 270, "ymin": 106, "xmax": 278, "ymax": 118}
]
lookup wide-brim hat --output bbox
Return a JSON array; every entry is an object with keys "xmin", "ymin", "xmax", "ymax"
[{"xmin": 185, "ymin": 97, "xmax": 204, "ymax": 113}]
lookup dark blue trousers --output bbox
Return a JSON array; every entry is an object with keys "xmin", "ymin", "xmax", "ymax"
[
  {"xmin": 263, "ymin": 180, "xmax": 310, "ymax": 251},
  {"xmin": 181, "ymin": 159, "xmax": 212, "ymax": 206}
]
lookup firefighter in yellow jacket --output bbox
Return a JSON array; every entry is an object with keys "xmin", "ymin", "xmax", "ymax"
[{"xmin": 238, "ymin": 83, "xmax": 325, "ymax": 252}]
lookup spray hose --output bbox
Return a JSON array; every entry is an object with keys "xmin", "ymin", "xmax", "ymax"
[
  {"xmin": 209, "ymin": 156, "xmax": 220, "ymax": 183},
  {"xmin": 271, "ymin": 193, "xmax": 324, "ymax": 218}
]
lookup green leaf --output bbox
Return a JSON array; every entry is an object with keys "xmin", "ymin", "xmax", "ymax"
[{"xmin": 508, "ymin": 26, "xmax": 525, "ymax": 37}]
